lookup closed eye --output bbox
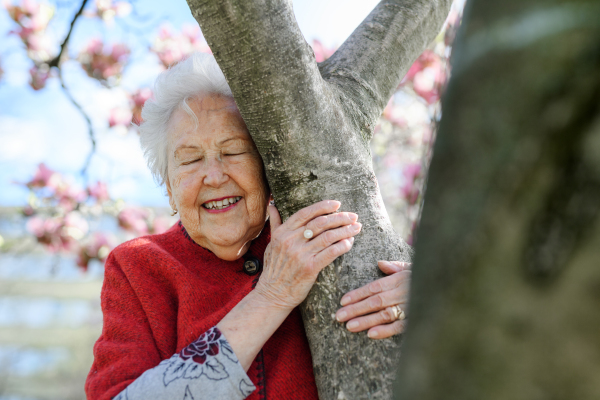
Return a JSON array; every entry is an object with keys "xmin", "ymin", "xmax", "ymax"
[{"xmin": 182, "ymin": 158, "xmax": 202, "ymax": 165}]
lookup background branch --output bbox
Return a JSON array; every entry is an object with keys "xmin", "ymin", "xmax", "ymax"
[
  {"xmin": 48, "ymin": 0, "xmax": 89, "ymax": 68},
  {"xmin": 58, "ymin": 68, "xmax": 96, "ymax": 175}
]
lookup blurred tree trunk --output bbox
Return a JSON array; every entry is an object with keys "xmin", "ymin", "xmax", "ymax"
[
  {"xmin": 395, "ymin": 0, "xmax": 600, "ymax": 399},
  {"xmin": 185, "ymin": 0, "xmax": 450, "ymax": 398}
]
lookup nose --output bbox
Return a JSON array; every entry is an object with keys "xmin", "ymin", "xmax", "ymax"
[{"xmin": 203, "ymin": 156, "xmax": 229, "ymax": 187}]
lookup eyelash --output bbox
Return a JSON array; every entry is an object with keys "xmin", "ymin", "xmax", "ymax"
[{"xmin": 182, "ymin": 152, "xmax": 245, "ymax": 165}]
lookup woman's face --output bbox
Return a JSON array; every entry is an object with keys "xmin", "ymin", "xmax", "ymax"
[{"xmin": 166, "ymin": 95, "xmax": 269, "ymax": 261}]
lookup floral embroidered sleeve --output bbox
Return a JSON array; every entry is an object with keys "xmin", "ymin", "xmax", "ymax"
[{"xmin": 113, "ymin": 327, "xmax": 256, "ymax": 400}]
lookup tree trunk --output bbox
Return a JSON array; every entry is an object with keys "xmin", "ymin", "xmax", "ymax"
[
  {"xmin": 185, "ymin": 0, "xmax": 450, "ymax": 398},
  {"xmin": 395, "ymin": 0, "xmax": 600, "ymax": 399}
]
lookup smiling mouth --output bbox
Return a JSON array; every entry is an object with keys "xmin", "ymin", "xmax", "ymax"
[{"xmin": 202, "ymin": 196, "xmax": 242, "ymax": 210}]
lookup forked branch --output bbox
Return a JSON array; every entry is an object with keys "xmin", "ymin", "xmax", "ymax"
[{"xmin": 320, "ymin": 0, "xmax": 452, "ymax": 132}]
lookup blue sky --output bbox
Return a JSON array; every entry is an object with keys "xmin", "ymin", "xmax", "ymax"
[{"xmin": 0, "ymin": 0, "xmax": 380, "ymax": 206}]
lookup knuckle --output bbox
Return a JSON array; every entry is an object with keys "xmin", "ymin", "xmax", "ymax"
[
  {"xmin": 368, "ymin": 281, "xmax": 382, "ymax": 295},
  {"xmin": 322, "ymin": 231, "xmax": 334, "ymax": 245},
  {"xmin": 297, "ymin": 208, "xmax": 311, "ymax": 221},
  {"xmin": 370, "ymin": 294, "xmax": 383, "ymax": 308},
  {"xmin": 314, "ymin": 216, "xmax": 327, "ymax": 229},
  {"xmin": 382, "ymin": 308, "xmax": 394, "ymax": 322},
  {"xmin": 282, "ymin": 236, "xmax": 295, "ymax": 249}
]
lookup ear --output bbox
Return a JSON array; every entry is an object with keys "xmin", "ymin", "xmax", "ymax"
[{"xmin": 165, "ymin": 176, "xmax": 174, "ymax": 208}]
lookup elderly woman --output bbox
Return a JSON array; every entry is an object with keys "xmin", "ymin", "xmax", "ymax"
[{"xmin": 85, "ymin": 53, "xmax": 411, "ymax": 400}]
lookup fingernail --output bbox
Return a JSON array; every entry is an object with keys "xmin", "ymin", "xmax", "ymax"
[
  {"xmin": 336, "ymin": 310, "xmax": 347, "ymax": 321},
  {"xmin": 347, "ymin": 321, "xmax": 359, "ymax": 330},
  {"xmin": 340, "ymin": 296, "xmax": 350, "ymax": 306},
  {"xmin": 352, "ymin": 223, "xmax": 361, "ymax": 232},
  {"xmin": 368, "ymin": 330, "xmax": 379, "ymax": 339},
  {"xmin": 349, "ymin": 237, "xmax": 355, "ymax": 244}
]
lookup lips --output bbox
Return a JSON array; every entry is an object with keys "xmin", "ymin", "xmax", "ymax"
[{"xmin": 202, "ymin": 196, "xmax": 242, "ymax": 211}]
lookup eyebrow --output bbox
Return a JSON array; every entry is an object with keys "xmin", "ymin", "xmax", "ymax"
[
  {"xmin": 174, "ymin": 145, "xmax": 200, "ymax": 153},
  {"xmin": 217, "ymin": 136, "xmax": 247, "ymax": 146}
]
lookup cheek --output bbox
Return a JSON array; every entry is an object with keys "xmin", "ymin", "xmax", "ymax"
[{"xmin": 171, "ymin": 169, "xmax": 201, "ymax": 204}]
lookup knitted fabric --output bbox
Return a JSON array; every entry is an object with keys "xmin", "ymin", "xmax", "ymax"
[{"xmin": 85, "ymin": 222, "xmax": 319, "ymax": 400}]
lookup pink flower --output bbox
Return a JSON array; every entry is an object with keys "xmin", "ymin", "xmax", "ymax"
[
  {"xmin": 108, "ymin": 107, "xmax": 132, "ymax": 128},
  {"xmin": 76, "ymin": 232, "xmax": 116, "ymax": 270},
  {"xmin": 151, "ymin": 23, "xmax": 211, "ymax": 68},
  {"xmin": 29, "ymin": 63, "xmax": 51, "ymax": 90},
  {"xmin": 401, "ymin": 50, "xmax": 446, "ymax": 104},
  {"xmin": 26, "ymin": 163, "xmax": 56, "ymax": 188},
  {"xmin": 311, "ymin": 40, "xmax": 335, "ymax": 63},
  {"xmin": 118, "ymin": 207, "xmax": 150, "ymax": 235},
  {"xmin": 26, "ymin": 213, "xmax": 88, "ymax": 252},
  {"xmin": 400, "ymin": 163, "xmax": 422, "ymax": 205},
  {"xmin": 92, "ymin": 0, "xmax": 131, "ymax": 22},
  {"xmin": 78, "ymin": 38, "xmax": 129, "ymax": 82},
  {"xmin": 130, "ymin": 88, "xmax": 153, "ymax": 125},
  {"xmin": 110, "ymin": 43, "xmax": 129, "ymax": 60},
  {"xmin": 87, "ymin": 181, "xmax": 110, "ymax": 202}
]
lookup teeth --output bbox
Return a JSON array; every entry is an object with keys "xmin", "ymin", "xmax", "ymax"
[{"xmin": 203, "ymin": 196, "xmax": 241, "ymax": 210}]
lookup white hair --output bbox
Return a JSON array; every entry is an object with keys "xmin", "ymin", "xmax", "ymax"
[{"xmin": 139, "ymin": 52, "xmax": 233, "ymax": 186}]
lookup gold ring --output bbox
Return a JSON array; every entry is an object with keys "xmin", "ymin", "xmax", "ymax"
[{"xmin": 392, "ymin": 305, "xmax": 405, "ymax": 321}]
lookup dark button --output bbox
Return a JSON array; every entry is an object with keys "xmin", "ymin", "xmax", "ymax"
[{"xmin": 243, "ymin": 257, "xmax": 261, "ymax": 275}]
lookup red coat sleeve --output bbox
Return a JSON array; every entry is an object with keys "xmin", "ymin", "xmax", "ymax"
[{"xmin": 85, "ymin": 252, "xmax": 163, "ymax": 400}]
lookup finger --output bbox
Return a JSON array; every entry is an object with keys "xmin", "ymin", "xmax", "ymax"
[
  {"xmin": 339, "ymin": 270, "xmax": 410, "ymax": 307},
  {"xmin": 368, "ymin": 320, "xmax": 406, "ymax": 339},
  {"xmin": 378, "ymin": 260, "xmax": 411, "ymax": 275},
  {"xmin": 336, "ymin": 285, "xmax": 408, "ymax": 322},
  {"xmin": 305, "ymin": 212, "xmax": 358, "ymax": 238},
  {"xmin": 312, "ymin": 237, "xmax": 354, "ymax": 270},
  {"xmin": 268, "ymin": 204, "xmax": 282, "ymax": 231},
  {"xmin": 308, "ymin": 222, "xmax": 362, "ymax": 253},
  {"xmin": 286, "ymin": 200, "xmax": 341, "ymax": 230},
  {"xmin": 344, "ymin": 306, "xmax": 402, "ymax": 333}
]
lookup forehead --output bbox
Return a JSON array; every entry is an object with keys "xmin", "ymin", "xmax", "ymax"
[{"xmin": 167, "ymin": 95, "xmax": 251, "ymax": 148}]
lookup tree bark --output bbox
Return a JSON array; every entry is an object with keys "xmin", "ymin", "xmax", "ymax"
[
  {"xmin": 185, "ymin": 0, "xmax": 450, "ymax": 398},
  {"xmin": 395, "ymin": 0, "xmax": 600, "ymax": 399}
]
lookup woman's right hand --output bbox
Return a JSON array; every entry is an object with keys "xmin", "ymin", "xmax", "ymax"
[{"xmin": 255, "ymin": 200, "xmax": 361, "ymax": 310}]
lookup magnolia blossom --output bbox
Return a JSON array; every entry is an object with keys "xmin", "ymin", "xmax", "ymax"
[
  {"xmin": 151, "ymin": 24, "xmax": 211, "ymax": 68},
  {"xmin": 25, "ymin": 163, "xmax": 85, "ymax": 211},
  {"xmin": 401, "ymin": 50, "xmax": 446, "ymax": 104},
  {"xmin": 79, "ymin": 38, "xmax": 130, "ymax": 82},
  {"xmin": 91, "ymin": 0, "xmax": 132, "ymax": 24},
  {"xmin": 29, "ymin": 63, "xmax": 51, "ymax": 90},
  {"xmin": 26, "ymin": 163, "xmax": 57, "ymax": 188},
  {"xmin": 87, "ymin": 181, "xmax": 110, "ymax": 203},
  {"xmin": 108, "ymin": 106, "xmax": 133, "ymax": 128},
  {"xmin": 311, "ymin": 40, "xmax": 335, "ymax": 63},
  {"xmin": 118, "ymin": 207, "xmax": 150, "ymax": 236},
  {"xmin": 76, "ymin": 232, "xmax": 116, "ymax": 269},
  {"xmin": 400, "ymin": 163, "xmax": 422, "ymax": 205},
  {"xmin": 26, "ymin": 213, "xmax": 89, "ymax": 252},
  {"xmin": 7, "ymin": 0, "xmax": 55, "ymax": 62},
  {"xmin": 130, "ymin": 88, "xmax": 152, "ymax": 125}
]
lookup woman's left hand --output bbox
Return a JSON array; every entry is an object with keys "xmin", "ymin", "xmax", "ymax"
[{"xmin": 335, "ymin": 261, "xmax": 411, "ymax": 339}]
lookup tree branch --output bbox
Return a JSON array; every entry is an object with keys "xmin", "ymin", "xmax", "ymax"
[
  {"xmin": 48, "ymin": 0, "xmax": 89, "ymax": 68},
  {"xmin": 319, "ymin": 0, "xmax": 452, "ymax": 133},
  {"xmin": 186, "ymin": 0, "xmax": 328, "ymax": 150},
  {"xmin": 58, "ymin": 68, "xmax": 96, "ymax": 175}
]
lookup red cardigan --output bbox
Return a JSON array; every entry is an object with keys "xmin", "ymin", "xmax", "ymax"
[{"xmin": 85, "ymin": 221, "xmax": 319, "ymax": 400}]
